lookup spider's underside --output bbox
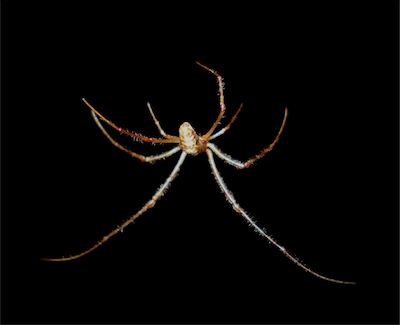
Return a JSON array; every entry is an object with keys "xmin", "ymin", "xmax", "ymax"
[{"xmin": 43, "ymin": 62, "xmax": 355, "ymax": 285}]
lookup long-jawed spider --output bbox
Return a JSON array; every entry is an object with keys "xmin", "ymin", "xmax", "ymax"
[{"xmin": 43, "ymin": 62, "xmax": 355, "ymax": 285}]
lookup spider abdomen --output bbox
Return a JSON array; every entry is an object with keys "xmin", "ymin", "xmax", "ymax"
[{"xmin": 179, "ymin": 122, "xmax": 206, "ymax": 155}]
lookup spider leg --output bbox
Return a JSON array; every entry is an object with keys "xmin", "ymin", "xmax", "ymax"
[
  {"xmin": 92, "ymin": 111, "xmax": 180, "ymax": 163},
  {"xmin": 82, "ymin": 98, "xmax": 179, "ymax": 144},
  {"xmin": 207, "ymin": 143, "xmax": 245, "ymax": 169},
  {"xmin": 242, "ymin": 107, "xmax": 288, "ymax": 168},
  {"xmin": 206, "ymin": 149, "xmax": 355, "ymax": 284},
  {"xmin": 195, "ymin": 62, "xmax": 227, "ymax": 139},
  {"xmin": 42, "ymin": 152, "xmax": 187, "ymax": 262},
  {"xmin": 209, "ymin": 103, "xmax": 243, "ymax": 140},
  {"xmin": 146, "ymin": 102, "xmax": 177, "ymax": 139},
  {"xmin": 209, "ymin": 108, "xmax": 288, "ymax": 169}
]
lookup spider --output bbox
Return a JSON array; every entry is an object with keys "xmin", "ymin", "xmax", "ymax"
[{"xmin": 43, "ymin": 62, "xmax": 355, "ymax": 285}]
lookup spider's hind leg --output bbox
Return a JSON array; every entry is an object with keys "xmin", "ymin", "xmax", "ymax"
[
  {"xmin": 82, "ymin": 98, "xmax": 178, "ymax": 144},
  {"xmin": 206, "ymin": 148, "xmax": 356, "ymax": 285},
  {"xmin": 42, "ymin": 152, "xmax": 187, "ymax": 262}
]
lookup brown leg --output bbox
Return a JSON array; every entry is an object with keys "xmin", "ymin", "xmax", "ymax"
[
  {"xmin": 195, "ymin": 62, "xmax": 227, "ymax": 139},
  {"xmin": 208, "ymin": 108, "xmax": 288, "ymax": 169},
  {"xmin": 92, "ymin": 111, "xmax": 180, "ymax": 163},
  {"xmin": 209, "ymin": 103, "xmax": 243, "ymax": 140},
  {"xmin": 242, "ymin": 107, "xmax": 288, "ymax": 168},
  {"xmin": 82, "ymin": 98, "xmax": 179, "ymax": 144}
]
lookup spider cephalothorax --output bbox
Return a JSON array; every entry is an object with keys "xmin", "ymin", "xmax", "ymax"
[
  {"xmin": 43, "ymin": 62, "xmax": 355, "ymax": 285},
  {"xmin": 179, "ymin": 122, "xmax": 207, "ymax": 155}
]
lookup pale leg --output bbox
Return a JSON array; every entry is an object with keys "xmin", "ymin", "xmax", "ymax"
[
  {"xmin": 206, "ymin": 149, "xmax": 355, "ymax": 284},
  {"xmin": 42, "ymin": 152, "xmax": 187, "ymax": 261}
]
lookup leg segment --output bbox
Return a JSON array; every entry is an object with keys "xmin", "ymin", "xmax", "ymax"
[
  {"xmin": 82, "ymin": 98, "xmax": 179, "ymax": 144},
  {"xmin": 208, "ymin": 143, "xmax": 245, "ymax": 169},
  {"xmin": 243, "ymin": 107, "xmax": 288, "ymax": 168},
  {"xmin": 206, "ymin": 149, "xmax": 355, "ymax": 284},
  {"xmin": 209, "ymin": 103, "xmax": 243, "ymax": 140},
  {"xmin": 195, "ymin": 62, "xmax": 227, "ymax": 139},
  {"xmin": 208, "ymin": 108, "xmax": 288, "ymax": 169},
  {"xmin": 92, "ymin": 111, "xmax": 180, "ymax": 163},
  {"xmin": 146, "ymin": 102, "xmax": 176, "ymax": 139},
  {"xmin": 42, "ymin": 152, "xmax": 187, "ymax": 262}
]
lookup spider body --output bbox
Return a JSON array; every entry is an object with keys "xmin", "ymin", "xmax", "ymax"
[
  {"xmin": 179, "ymin": 122, "xmax": 207, "ymax": 155},
  {"xmin": 43, "ymin": 62, "xmax": 355, "ymax": 285}
]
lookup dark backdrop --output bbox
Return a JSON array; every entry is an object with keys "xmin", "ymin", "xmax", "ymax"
[{"xmin": 2, "ymin": 1, "xmax": 398, "ymax": 324}]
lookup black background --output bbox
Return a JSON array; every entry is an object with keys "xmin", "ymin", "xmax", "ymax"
[{"xmin": 2, "ymin": 1, "xmax": 399, "ymax": 324}]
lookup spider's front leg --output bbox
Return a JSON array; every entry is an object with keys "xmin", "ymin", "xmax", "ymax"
[
  {"xmin": 82, "ymin": 98, "xmax": 179, "ymax": 144},
  {"xmin": 196, "ymin": 62, "xmax": 227, "ymax": 139},
  {"xmin": 91, "ymin": 112, "xmax": 180, "ymax": 163}
]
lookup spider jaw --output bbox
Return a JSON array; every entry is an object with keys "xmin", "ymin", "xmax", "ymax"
[{"xmin": 179, "ymin": 122, "xmax": 207, "ymax": 155}]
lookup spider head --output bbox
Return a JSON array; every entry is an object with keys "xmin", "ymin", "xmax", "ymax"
[{"xmin": 179, "ymin": 122, "xmax": 206, "ymax": 155}]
